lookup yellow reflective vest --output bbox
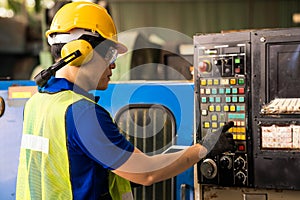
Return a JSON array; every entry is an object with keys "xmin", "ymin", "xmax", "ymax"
[{"xmin": 16, "ymin": 90, "xmax": 132, "ymax": 200}]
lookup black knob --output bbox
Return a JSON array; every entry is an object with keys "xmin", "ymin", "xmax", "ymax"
[
  {"xmin": 220, "ymin": 156, "xmax": 232, "ymax": 169},
  {"xmin": 235, "ymin": 171, "xmax": 246, "ymax": 185},
  {"xmin": 234, "ymin": 157, "xmax": 245, "ymax": 170}
]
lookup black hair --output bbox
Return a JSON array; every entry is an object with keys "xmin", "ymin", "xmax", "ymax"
[{"xmin": 50, "ymin": 43, "xmax": 65, "ymax": 61}]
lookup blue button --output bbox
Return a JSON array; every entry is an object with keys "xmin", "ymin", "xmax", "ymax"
[
  {"xmin": 232, "ymin": 96, "xmax": 238, "ymax": 103},
  {"xmin": 232, "ymin": 88, "xmax": 238, "ymax": 94},
  {"xmin": 225, "ymin": 97, "xmax": 231, "ymax": 103},
  {"xmin": 211, "ymin": 88, "xmax": 217, "ymax": 95},
  {"xmin": 225, "ymin": 88, "xmax": 231, "ymax": 94},
  {"xmin": 239, "ymin": 96, "xmax": 245, "ymax": 102}
]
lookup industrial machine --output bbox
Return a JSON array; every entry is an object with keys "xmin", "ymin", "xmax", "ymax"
[
  {"xmin": 2, "ymin": 27, "xmax": 300, "ymax": 200},
  {"xmin": 194, "ymin": 27, "xmax": 300, "ymax": 199}
]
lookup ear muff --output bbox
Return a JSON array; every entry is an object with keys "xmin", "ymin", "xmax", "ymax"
[{"xmin": 61, "ymin": 39, "xmax": 93, "ymax": 66}]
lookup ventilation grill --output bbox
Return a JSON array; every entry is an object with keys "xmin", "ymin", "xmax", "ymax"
[{"xmin": 115, "ymin": 104, "xmax": 176, "ymax": 200}]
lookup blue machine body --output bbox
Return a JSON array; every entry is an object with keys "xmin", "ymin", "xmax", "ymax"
[{"xmin": 0, "ymin": 80, "xmax": 194, "ymax": 200}]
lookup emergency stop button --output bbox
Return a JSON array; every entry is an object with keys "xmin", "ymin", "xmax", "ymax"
[{"xmin": 198, "ymin": 60, "xmax": 212, "ymax": 73}]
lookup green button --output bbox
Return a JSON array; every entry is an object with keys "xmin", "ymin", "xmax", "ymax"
[
  {"xmin": 235, "ymin": 58, "xmax": 241, "ymax": 64},
  {"xmin": 238, "ymin": 78, "xmax": 245, "ymax": 85}
]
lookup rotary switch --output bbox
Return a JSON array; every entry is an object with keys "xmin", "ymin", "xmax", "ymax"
[
  {"xmin": 235, "ymin": 171, "xmax": 247, "ymax": 185},
  {"xmin": 220, "ymin": 155, "xmax": 232, "ymax": 170},
  {"xmin": 234, "ymin": 156, "xmax": 246, "ymax": 170},
  {"xmin": 200, "ymin": 158, "xmax": 217, "ymax": 179}
]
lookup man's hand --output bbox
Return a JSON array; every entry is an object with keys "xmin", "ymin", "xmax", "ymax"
[{"xmin": 200, "ymin": 121, "xmax": 236, "ymax": 157}]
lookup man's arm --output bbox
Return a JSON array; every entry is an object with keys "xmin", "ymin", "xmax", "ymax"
[
  {"xmin": 113, "ymin": 121, "xmax": 235, "ymax": 186},
  {"xmin": 113, "ymin": 144, "xmax": 207, "ymax": 186}
]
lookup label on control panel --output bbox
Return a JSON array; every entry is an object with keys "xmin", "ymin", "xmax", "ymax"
[{"xmin": 262, "ymin": 125, "xmax": 300, "ymax": 149}]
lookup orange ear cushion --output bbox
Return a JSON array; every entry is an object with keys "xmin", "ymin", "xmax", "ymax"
[{"xmin": 61, "ymin": 39, "xmax": 93, "ymax": 66}]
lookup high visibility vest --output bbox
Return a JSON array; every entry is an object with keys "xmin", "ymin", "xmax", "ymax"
[{"xmin": 16, "ymin": 90, "xmax": 133, "ymax": 200}]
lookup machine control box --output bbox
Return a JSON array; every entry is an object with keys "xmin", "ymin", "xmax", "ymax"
[{"xmin": 194, "ymin": 32, "xmax": 252, "ymax": 187}]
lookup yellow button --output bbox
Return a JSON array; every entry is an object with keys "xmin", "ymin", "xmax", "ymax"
[
  {"xmin": 204, "ymin": 122, "xmax": 210, "ymax": 128},
  {"xmin": 215, "ymin": 105, "xmax": 221, "ymax": 112},
  {"xmin": 233, "ymin": 134, "xmax": 237, "ymax": 140},
  {"xmin": 240, "ymin": 127, "xmax": 246, "ymax": 133},
  {"xmin": 240, "ymin": 135, "xmax": 246, "ymax": 140},
  {"xmin": 212, "ymin": 122, "xmax": 218, "ymax": 128},
  {"xmin": 207, "ymin": 79, "xmax": 213, "ymax": 85},
  {"xmin": 219, "ymin": 122, "xmax": 225, "ymax": 127},
  {"xmin": 209, "ymin": 105, "xmax": 215, "ymax": 112},
  {"xmin": 201, "ymin": 80, "xmax": 207, "ymax": 86},
  {"xmin": 230, "ymin": 105, "xmax": 236, "ymax": 112},
  {"xmin": 213, "ymin": 79, "xmax": 219, "ymax": 85},
  {"xmin": 211, "ymin": 114, "xmax": 218, "ymax": 121},
  {"xmin": 223, "ymin": 105, "xmax": 229, "ymax": 112}
]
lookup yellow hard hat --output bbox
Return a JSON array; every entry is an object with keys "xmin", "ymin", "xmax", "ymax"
[{"xmin": 45, "ymin": 1, "xmax": 127, "ymax": 53}]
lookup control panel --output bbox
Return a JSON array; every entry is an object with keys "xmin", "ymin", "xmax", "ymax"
[{"xmin": 194, "ymin": 32, "xmax": 252, "ymax": 187}]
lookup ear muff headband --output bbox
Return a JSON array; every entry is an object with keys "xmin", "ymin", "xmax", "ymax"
[{"xmin": 61, "ymin": 39, "xmax": 93, "ymax": 66}]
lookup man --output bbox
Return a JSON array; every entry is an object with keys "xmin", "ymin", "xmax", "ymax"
[{"xmin": 16, "ymin": 1, "xmax": 235, "ymax": 199}]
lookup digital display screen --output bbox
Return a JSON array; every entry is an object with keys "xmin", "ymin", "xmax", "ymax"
[{"xmin": 268, "ymin": 43, "xmax": 300, "ymax": 101}]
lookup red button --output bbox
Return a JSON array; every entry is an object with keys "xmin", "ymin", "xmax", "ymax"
[
  {"xmin": 238, "ymin": 144, "xmax": 245, "ymax": 151},
  {"xmin": 238, "ymin": 88, "xmax": 245, "ymax": 94}
]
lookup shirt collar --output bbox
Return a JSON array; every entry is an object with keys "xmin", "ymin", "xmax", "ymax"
[{"xmin": 39, "ymin": 76, "xmax": 100, "ymax": 102}]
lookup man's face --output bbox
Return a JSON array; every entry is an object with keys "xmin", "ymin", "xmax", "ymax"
[{"xmin": 77, "ymin": 49, "xmax": 116, "ymax": 91}]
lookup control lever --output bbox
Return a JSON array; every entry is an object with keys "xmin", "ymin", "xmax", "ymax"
[{"xmin": 34, "ymin": 50, "xmax": 82, "ymax": 87}]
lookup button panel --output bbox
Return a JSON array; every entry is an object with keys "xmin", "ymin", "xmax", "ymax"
[
  {"xmin": 200, "ymin": 77, "xmax": 247, "ymax": 144},
  {"xmin": 195, "ymin": 33, "xmax": 250, "ymax": 188}
]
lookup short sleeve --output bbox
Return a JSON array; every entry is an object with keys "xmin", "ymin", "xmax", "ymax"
[{"xmin": 66, "ymin": 99, "xmax": 134, "ymax": 169}]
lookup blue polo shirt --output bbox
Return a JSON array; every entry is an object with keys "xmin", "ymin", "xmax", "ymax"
[{"xmin": 39, "ymin": 77, "xmax": 134, "ymax": 199}]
